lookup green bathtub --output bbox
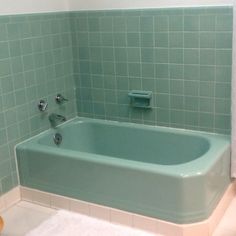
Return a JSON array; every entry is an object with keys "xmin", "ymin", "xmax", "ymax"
[{"xmin": 16, "ymin": 117, "xmax": 231, "ymax": 224}]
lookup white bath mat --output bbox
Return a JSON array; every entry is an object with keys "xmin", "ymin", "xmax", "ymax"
[{"xmin": 26, "ymin": 210, "xmax": 156, "ymax": 236}]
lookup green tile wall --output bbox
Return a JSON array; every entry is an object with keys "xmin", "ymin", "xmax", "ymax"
[
  {"xmin": 0, "ymin": 13, "xmax": 77, "ymax": 194},
  {"xmin": 0, "ymin": 6, "xmax": 233, "ymax": 196},
  {"xmin": 73, "ymin": 7, "xmax": 233, "ymax": 134}
]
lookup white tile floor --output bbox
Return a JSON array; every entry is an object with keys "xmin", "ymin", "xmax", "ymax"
[
  {"xmin": 213, "ymin": 196, "xmax": 236, "ymax": 236},
  {"xmin": 1, "ymin": 197, "xmax": 236, "ymax": 236},
  {"xmin": 1, "ymin": 201, "xmax": 56, "ymax": 236}
]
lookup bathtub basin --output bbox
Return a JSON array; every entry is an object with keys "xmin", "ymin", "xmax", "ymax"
[{"xmin": 16, "ymin": 117, "xmax": 231, "ymax": 224}]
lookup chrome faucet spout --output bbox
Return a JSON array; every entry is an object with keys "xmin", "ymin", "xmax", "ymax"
[{"xmin": 49, "ymin": 113, "xmax": 66, "ymax": 127}]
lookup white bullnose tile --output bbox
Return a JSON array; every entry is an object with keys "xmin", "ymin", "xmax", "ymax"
[
  {"xmin": 110, "ymin": 208, "xmax": 133, "ymax": 227},
  {"xmin": 21, "ymin": 187, "xmax": 33, "ymax": 202},
  {"xmin": 0, "ymin": 187, "xmax": 21, "ymax": 213},
  {"xmin": 4, "ymin": 187, "xmax": 21, "ymax": 209},
  {"xmin": 209, "ymin": 182, "xmax": 236, "ymax": 235},
  {"xmin": 89, "ymin": 204, "xmax": 110, "ymax": 221},
  {"xmin": 0, "ymin": 197, "xmax": 5, "ymax": 212},
  {"xmin": 157, "ymin": 220, "xmax": 183, "ymax": 236},
  {"xmin": 32, "ymin": 190, "xmax": 51, "ymax": 207},
  {"xmin": 133, "ymin": 214, "xmax": 158, "ymax": 234},
  {"xmin": 182, "ymin": 221, "xmax": 209, "ymax": 236},
  {"xmin": 17, "ymin": 201, "xmax": 56, "ymax": 215},
  {"xmin": 50, "ymin": 195, "xmax": 70, "ymax": 210},
  {"xmin": 70, "ymin": 199, "xmax": 90, "ymax": 215},
  {"xmin": 214, "ymin": 197, "xmax": 236, "ymax": 236}
]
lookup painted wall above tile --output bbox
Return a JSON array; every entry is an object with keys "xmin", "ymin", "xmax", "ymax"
[
  {"xmin": 0, "ymin": 0, "xmax": 234, "ymax": 15},
  {"xmin": 0, "ymin": 0, "xmax": 68, "ymax": 15},
  {"xmin": 67, "ymin": 0, "xmax": 234, "ymax": 11}
]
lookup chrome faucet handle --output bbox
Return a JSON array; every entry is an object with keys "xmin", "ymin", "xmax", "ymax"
[
  {"xmin": 38, "ymin": 99, "xmax": 48, "ymax": 112},
  {"xmin": 55, "ymin": 94, "xmax": 68, "ymax": 104}
]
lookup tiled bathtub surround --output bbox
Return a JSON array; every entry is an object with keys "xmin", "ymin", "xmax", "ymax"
[
  {"xmin": 0, "ymin": 13, "xmax": 77, "ymax": 194},
  {"xmin": 73, "ymin": 7, "xmax": 233, "ymax": 134}
]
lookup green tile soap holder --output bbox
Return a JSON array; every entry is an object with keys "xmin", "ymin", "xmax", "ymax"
[{"xmin": 128, "ymin": 90, "xmax": 152, "ymax": 109}]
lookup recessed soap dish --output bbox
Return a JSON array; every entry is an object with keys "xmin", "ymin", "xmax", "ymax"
[{"xmin": 128, "ymin": 90, "xmax": 152, "ymax": 109}]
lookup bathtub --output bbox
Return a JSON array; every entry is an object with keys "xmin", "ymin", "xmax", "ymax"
[{"xmin": 16, "ymin": 117, "xmax": 231, "ymax": 224}]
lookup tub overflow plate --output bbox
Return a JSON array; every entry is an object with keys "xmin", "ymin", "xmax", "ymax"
[{"xmin": 53, "ymin": 133, "xmax": 62, "ymax": 145}]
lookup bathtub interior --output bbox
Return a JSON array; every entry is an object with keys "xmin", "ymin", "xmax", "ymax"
[{"xmin": 37, "ymin": 120, "xmax": 210, "ymax": 165}]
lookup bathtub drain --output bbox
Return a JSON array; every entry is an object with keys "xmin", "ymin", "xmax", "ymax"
[{"xmin": 53, "ymin": 133, "xmax": 62, "ymax": 145}]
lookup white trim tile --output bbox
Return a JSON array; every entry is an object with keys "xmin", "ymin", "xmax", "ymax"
[
  {"xmin": 32, "ymin": 190, "xmax": 51, "ymax": 208},
  {"xmin": 20, "ymin": 187, "xmax": 33, "ymax": 202},
  {"xmin": 89, "ymin": 204, "xmax": 110, "ymax": 221},
  {"xmin": 209, "ymin": 183, "xmax": 236, "ymax": 235},
  {"xmin": 182, "ymin": 221, "xmax": 209, "ymax": 236},
  {"xmin": 17, "ymin": 201, "xmax": 56, "ymax": 215},
  {"xmin": 110, "ymin": 208, "xmax": 133, "ymax": 227},
  {"xmin": 4, "ymin": 187, "xmax": 21, "ymax": 209},
  {"xmin": 133, "ymin": 214, "xmax": 158, "ymax": 234},
  {"xmin": 158, "ymin": 220, "xmax": 183, "ymax": 236},
  {"xmin": 0, "ymin": 187, "xmax": 21, "ymax": 213},
  {"xmin": 50, "ymin": 195, "xmax": 70, "ymax": 210},
  {"xmin": 0, "ymin": 196, "xmax": 5, "ymax": 212},
  {"xmin": 70, "ymin": 199, "xmax": 90, "ymax": 215}
]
